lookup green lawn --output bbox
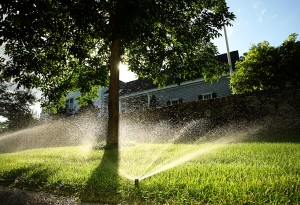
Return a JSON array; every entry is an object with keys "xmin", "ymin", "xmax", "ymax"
[{"xmin": 0, "ymin": 142, "xmax": 299, "ymax": 204}]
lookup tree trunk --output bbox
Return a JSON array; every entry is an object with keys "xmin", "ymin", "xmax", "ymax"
[{"xmin": 106, "ymin": 37, "xmax": 121, "ymax": 148}]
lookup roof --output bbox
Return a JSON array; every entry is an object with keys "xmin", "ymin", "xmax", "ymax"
[
  {"xmin": 119, "ymin": 78, "xmax": 158, "ymax": 95},
  {"xmin": 108, "ymin": 50, "xmax": 239, "ymax": 96}
]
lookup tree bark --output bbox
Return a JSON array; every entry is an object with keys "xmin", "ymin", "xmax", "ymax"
[{"xmin": 106, "ymin": 37, "xmax": 121, "ymax": 148}]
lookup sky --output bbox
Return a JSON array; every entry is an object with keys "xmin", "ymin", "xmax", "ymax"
[
  {"xmin": 214, "ymin": 0, "xmax": 300, "ymax": 55},
  {"xmin": 1, "ymin": 0, "xmax": 300, "ymax": 118}
]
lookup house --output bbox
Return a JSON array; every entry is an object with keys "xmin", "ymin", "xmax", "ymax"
[
  {"xmin": 60, "ymin": 50, "xmax": 239, "ymax": 114},
  {"xmin": 116, "ymin": 76, "xmax": 229, "ymax": 112},
  {"xmin": 110, "ymin": 50, "xmax": 239, "ymax": 112}
]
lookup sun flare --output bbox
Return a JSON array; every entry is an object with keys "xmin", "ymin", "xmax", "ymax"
[{"xmin": 119, "ymin": 62, "xmax": 137, "ymax": 82}]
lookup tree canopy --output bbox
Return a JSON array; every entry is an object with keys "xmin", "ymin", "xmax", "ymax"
[
  {"xmin": 230, "ymin": 33, "xmax": 300, "ymax": 94},
  {"xmin": 0, "ymin": 0, "xmax": 235, "ymax": 146},
  {"xmin": 1, "ymin": 0, "xmax": 234, "ymax": 107}
]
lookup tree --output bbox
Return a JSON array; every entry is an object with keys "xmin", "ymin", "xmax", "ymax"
[
  {"xmin": 278, "ymin": 33, "xmax": 300, "ymax": 87},
  {"xmin": 230, "ymin": 33, "xmax": 300, "ymax": 94},
  {"xmin": 0, "ymin": 120, "xmax": 9, "ymax": 133},
  {"xmin": 0, "ymin": 1, "xmax": 234, "ymax": 147},
  {"xmin": 0, "ymin": 58, "xmax": 36, "ymax": 131}
]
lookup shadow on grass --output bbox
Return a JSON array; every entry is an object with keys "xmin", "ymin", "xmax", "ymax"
[
  {"xmin": 0, "ymin": 165, "xmax": 55, "ymax": 189},
  {"xmin": 81, "ymin": 147, "xmax": 120, "ymax": 204},
  {"xmin": 0, "ymin": 166, "xmax": 64, "ymax": 205}
]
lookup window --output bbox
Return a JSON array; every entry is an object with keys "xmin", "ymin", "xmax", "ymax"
[
  {"xmin": 167, "ymin": 98, "xmax": 183, "ymax": 106},
  {"xmin": 198, "ymin": 92, "xmax": 217, "ymax": 100},
  {"xmin": 66, "ymin": 98, "xmax": 74, "ymax": 110},
  {"xmin": 203, "ymin": 94, "xmax": 212, "ymax": 100},
  {"xmin": 171, "ymin": 100, "xmax": 178, "ymax": 105}
]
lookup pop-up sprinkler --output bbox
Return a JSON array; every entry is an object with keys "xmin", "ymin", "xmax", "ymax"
[{"xmin": 134, "ymin": 179, "xmax": 139, "ymax": 188}]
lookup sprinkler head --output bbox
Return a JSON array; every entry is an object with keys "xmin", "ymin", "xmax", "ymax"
[{"xmin": 134, "ymin": 179, "xmax": 139, "ymax": 188}]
